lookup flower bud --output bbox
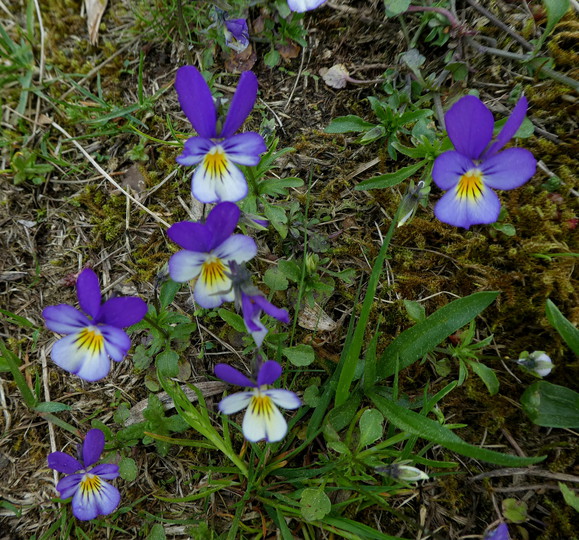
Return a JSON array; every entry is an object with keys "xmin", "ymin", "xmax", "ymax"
[
  {"xmin": 517, "ymin": 351, "xmax": 553, "ymax": 377},
  {"xmin": 377, "ymin": 464, "xmax": 428, "ymax": 483},
  {"xmin": 305, "ymin": 253, "xmax": 319, "ymax": 274},
  {"xmin": 397, "ymin": 180, "xmax": 426, "ymax": 227}
]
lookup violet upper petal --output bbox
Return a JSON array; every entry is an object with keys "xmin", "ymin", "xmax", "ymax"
[
  {"xmin": 83, "ymin": 428, "xmax": 105, "ymax": 467},
  {"xmin": 168, "ymin": 221, "xmax": 212, "ymax": 253},
  {"xmin": 221, "ymin": 132, "xmax": 266, "ymax": 166},
  {"xmin": 432, "ymin": 151, "xmax": 475, "ymax": 191},
  {"xmin": 205, "ymin": 202, "xmax": 240, "ymax": 250},
  {"xmin": 175, "ymin": 66, "xmax": 217, "ymax": 139},
  {"xmin": 96, "ymin": 297, "xmax": 147, "ymax": 328},
  {"xmin": 445, "ymin": 95, "xmax": 494, "ymax": 159},
  {"xmin": 252, "ymin": 295, "xmax": 290, "ymax": 323},
  {"xmin": 43, "ymin": 304, "xmax": 90, "ymax": 334},
  {"xmin": 257, "ymin": 360, "xmax": 282, "ymax": 386},
  {"xmin": 90, "ymin": 463, "xmax": 120, "ymax": 480},
  {"xmin": 220, "ymin": 71, "xmax": 258, "ymax": 138},
  {"xmin": 76, "ymin": 269, "xmax": 102, "ymax": 319},
  {"xmin": 484, "ymin": 97, "xmax": 528, "ymax": 158},
  {"xmin": 48, "ymin": 451, "xmax": 83, "ymax": 474},
  {"xmin": 215, "ymin": 363, "xmax": 255, "ymax": 387},
  {"xmin": 480, "ymin": 148, "xmax": 536, "ymax": 191}
]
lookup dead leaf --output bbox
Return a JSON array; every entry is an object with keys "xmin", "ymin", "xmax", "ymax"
[
  {"xmin": 85, "ymin": 0, "xmax": 108, "ymax": 45},
  {"xmin": 276, "ymin": 42, "xmax": 301, "ymax": 60},
  {"xmin": 224, "ymin": 43, "xmax": 257, "ymax": 73},
  {"xmin": 121, "ymin": 164, "xmax": 146, "ymax": 195},
  {"xmin": 298, "ymin": 302, "xmax": 337, "ymax": 332},
  {"xmin": 320, "ymin": 64, "xmax": 350, "ymax": 89}
]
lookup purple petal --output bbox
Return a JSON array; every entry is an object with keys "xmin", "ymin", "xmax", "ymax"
[
  {"xmin": 215, "ymin": 363, "xmax": 255, "ymax": 387},
  {"xmin": 169, "ymin": 250, "xmax": 206, "ymax": 283},
  {"xmin": 484, "ymin": 97, "xmax": 528, "ymax": 158},
  {"xmin": 56, "ymin": 473, "xmax": 83, "ymax": 499},
  {"xmin": 434, "ymin": 184, "xmax": 501, "ymax": 229},
  {"xmin": 82, "ymin": 429, "xmax": 104, "ymax": 468},
  {"xmin": 220, "ymin": 71, "xmax": 258, "ymax": 138},
  {"xmin": 242, "ymin": 293, "xmax": 262, "ymax": 332},
  {"xmin": 432, "ymin": 151, "xmax": 475, "ymax": 191},
  {"xmin": 175, "ymin": 66, "xmax": 217, "ymax": 138},
  {"xmin": 96, "ymin": 297, "xmax": 147, "ymax": 328},
  {"xmin": 485, "ymin": 523, "xmax": 510, "ymax": 540},
  {"xmin": 177, "ymin": 137, "xmax": 214, "ymax": 167},
  {"xmin": 191, "ymin": 152, "xmax": 248, "ymax": 203},
  {"xmin": 205, "ymin": 202, "xmax": 240, "ymax": 250},
  {"xmin": 257, "ymin": 360, "xmax": 282, "ymax": 386},
  {"xmin": 43, "ymin": 305, "xmax": 90, "ymax": 334},
  {"xmin": 48, "ymin": 452, "xmax": 83, "ymax": 474},
  {"xmin": 100, "ymin": 325, "xmax": 131, "ymax": 362},
  {"xmin": 445, "ymin": 95, "xmax": 494, "ymax": 159},
  {"xmin": 252, "ymin": 295, "xmax": 290, "ymax": 323},
  {"xmin": 90, "ymin": 463, "xmax": 120, "ymax": 480},
  {"xmin": 480, "ymin": 148, "xmax": 536, "ymax": 190},
  {"xmin": 168, "ymin": 221, "xmax": 212, "ymax": 253},
  {"xmin": 222, "ymin": 132, "xmax": 266, "ymax": 166},
  {"xmin": 224, "ymin": 19, "xmax": 249, "ymax": 53},
  {"xmin": 76, "ymin": 269, "xmax": 102, "ymax": 319},
  {"xmin": 71, "ymin": 476, "xmax": 120, "ymax": 521},
  {"xmin": 288, "ymin": 0, "xmax": 327, "ymax": 12}
]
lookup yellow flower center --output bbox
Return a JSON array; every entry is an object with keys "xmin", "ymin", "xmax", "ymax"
[
  {"xmin": 249, "ymin": 392, "xmax": 274, "ymax": 419},
  {"xmin": 75, "ymin": 327, "xmax": 104, "ymax": 354},
  {"xmin": 201, "ymin": 257, "xmax": 227, "ymax": 287},
  {"xmin": 203, "ymin": 146, "xmax": 229, "ymax": 180},
  {"xmin": 457, "ymin": 169, "xmax": 484, "ymax": 201},
  {"xmin": 80, "ymin": 474, "xmax": 102, "ymax": 495}
]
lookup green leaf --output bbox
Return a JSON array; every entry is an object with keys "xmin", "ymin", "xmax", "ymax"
[
  {"xmin": 502, "ymin": 498, "xmax": 528, "ymax": 523},
  {"xmin": 545, "ymin": 299, "xmax": 579, "ymax": 355},
  {"xmin": 300, "ymin": 488, "xmax": 331, "ymax": 521},
  {"xmin": 469, "ymin": 361, "xmax": 500, "ymax": 396},
  {"xmin": 559, "ymin": 482, "xmax": 579, "ymax": 513},
  {"xmin": 34, "ymin": 402, "xmax": 71, "ymax": 413},
  {"xmin": 159, "ymin": 279, "xmax": 180, "ymax": 309},
  {"xmin": 278, "ymin": 259, "xmax": 302, "ymax": 282},
  {"xmin": 264, "ymin": 49, "xmax": 281, "ymax": 67},
  {"xmin": 218, "ymin": 309, "xmax": 247, "ymax": 333},
  {"xmin": 263, "ymin": 267, "xmax": 289, "ymax": 291},
  {"xmin": 259, "ymin": 177, "xmax": 303, "ymax": 197},
  {"xmin": 358, "ymin": 409, "xmax": 384, "ymax": 447},
  {"xmin": 146, "ymin": 524, "xmax": 167, "ymax": 540},
  {"xmin": 542, "ymin": 0, "xmax": 570, "ymax": 41},
  {"xmin": 384, "ymin": 0, "xmax": 411, "ymax": 17},
  {"xmin": 325, "ymin": 115, "xmax": 376, "ymax": 134},
  {"xmin": 356, "ymin": 160, "xmax": 427, "ymax": 190},
  {"xmin": 521, "ymin": 381, "xmax": 579, "ymax": 428},
  {"xmin": 282, "ymin": 344, "xmax": 315, "ymax": 366},
  {"xmin": 403, "ymin": 300, "xmax": 425, "ymax": 323},
  {"xmin": 156, "ymin": 350, "xmax": 179, "ymax": 377},
  {"xmin": 378, "ymin": 292, "xmax": 500, "ymax": 378},
  {"xmin": 264, "ymin": 203, "xmax": 288, "ymax": 239},
  {"xmin": 369, "ymin": 390, "xmax": 544, "ymax": 466},
  {"xmin": 0, "ymin": 308, "xmax": 36, "ymax": 328},
  {"xmin": 119, "ymin": 457, "xmax": 138, "ymax": 482},
  {"xmin": 323, "ymin": 516, "xmax": 407, "ymax": 539}
]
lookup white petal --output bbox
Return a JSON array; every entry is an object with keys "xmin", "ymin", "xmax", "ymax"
[
  {"xmin": 169, "ymin": 250, "xmax": 206, "ymax": 283},
  {"xmin": 191, "ymin": 150, "xmax": 248, "ymax": 203},
  {"xmin": 213, "ymin": 234, "xmax": 257, "ymax": 264},
  {"xmin": 193, "ymin": 256, "xmax": 234, "ymax": 308},
  {"xmin": 266, "ymin": 389, "xmax": 301, "ymax": 410},
  {"xmin": 242, "ymin": 394, "xmax": 288, "ymax": 443},
  {"xmin": 51, "ymin": 328, "xmax": 111, "ymax": 382},
  {"xmin": 219, "ymin": 391, "xmax": 253, "ymax": 414}
]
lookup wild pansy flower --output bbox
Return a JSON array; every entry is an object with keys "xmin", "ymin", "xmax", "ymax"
[
  {"xmin": 168, "ymin": 202, "xmax": 257, "ymax": 309},
  {"xmin": 215, "ymin": 360, "xmax": 301, "ymax": 442},
  {"xmin": 288, "ymin": 0, "xmax": 327, "ymax": 12},
  {"xmin": 224, "ymin": 18, "xmax": 250, "ymax": 53},
  {"xmin": 175, "ymin": 65, "xmax": 266, "ymax": 203},
  {"xmin": 42, "ymin": 269, "xmax": 147, "ymax": 382},
  {"xmin": 227, "ymin": 262, "xmax": 289, "ymax": 347},
  {"xmin": 484, "ymin": 523, "xmax": 510, "ymax": 540},
  {"xmin": 432, "ymin": 95, "xmax": 536, "ymax": 229},
  {"xmin": 47, "ymin": 429, "xmax": 120, "ymax": 521}
]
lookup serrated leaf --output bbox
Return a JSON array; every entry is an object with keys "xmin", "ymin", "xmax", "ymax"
[
  {"xmin": 358, "ymin": 409, "xmax": 384, "ymax": 447},
  {"xmin": 325, "ymin": 115, "xmax": 376, "ymax": 134},
  {"xmin": 282, "ymin": 344, "xmax": 314, "ymax": 366},
  {"xmin": 119, "ymin": 457, "xmax": 138, "ymax": 482},
  {"xmin": 356, "ymin": 160, "xmax": 427, "ymax": 190},
  {"xmin": 300, "ymin": 488, "xmax": 331, "ymax": 521}
]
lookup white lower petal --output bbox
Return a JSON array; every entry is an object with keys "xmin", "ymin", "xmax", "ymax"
[
  {"xmin": 219, "ymin": 391, "xmax": 253, "ymax": 414},
  {"xmin": 242, "ymin": 393, "xmax": 288, "ymax": 443},
  {"xmin": 266, "ymin": 389, "xmax": 301, "ymax": 410},
  {"xmin": 51, "ymin": 328, "xmax": 111, "ymax": 382},
  {"xmin": 193, "ymin": 256, "xmax": 235, "ymax": 308}
]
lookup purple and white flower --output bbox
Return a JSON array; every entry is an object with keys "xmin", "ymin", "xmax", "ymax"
[
  {"xmin": 215, "ymin": 360, "xmax": 301, "ymax": 442},
  {"xmin": 42, "ymin": 269, "xmax": 147, "ymax": 382},
  {"xmin": 432, "ymin": 95, "xmax": 536, "ymax": 229},
  {"xmin": 175, "ymin": 65, "xmax": 266, "ymax": 203},
  {"xmin": 224, "ymin": 18, "xmax": 250, "ymax": 53},
  {"xmin": 168, "ymin": 202, "xmax": 257, "ymax": 309},
  {"xmin": 288, "ymin": 0, "xmax": 327, "ymax": 12},
  {"xmin": 47, "ymin": 429, "xmax": 120, "ymax": 521}
]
